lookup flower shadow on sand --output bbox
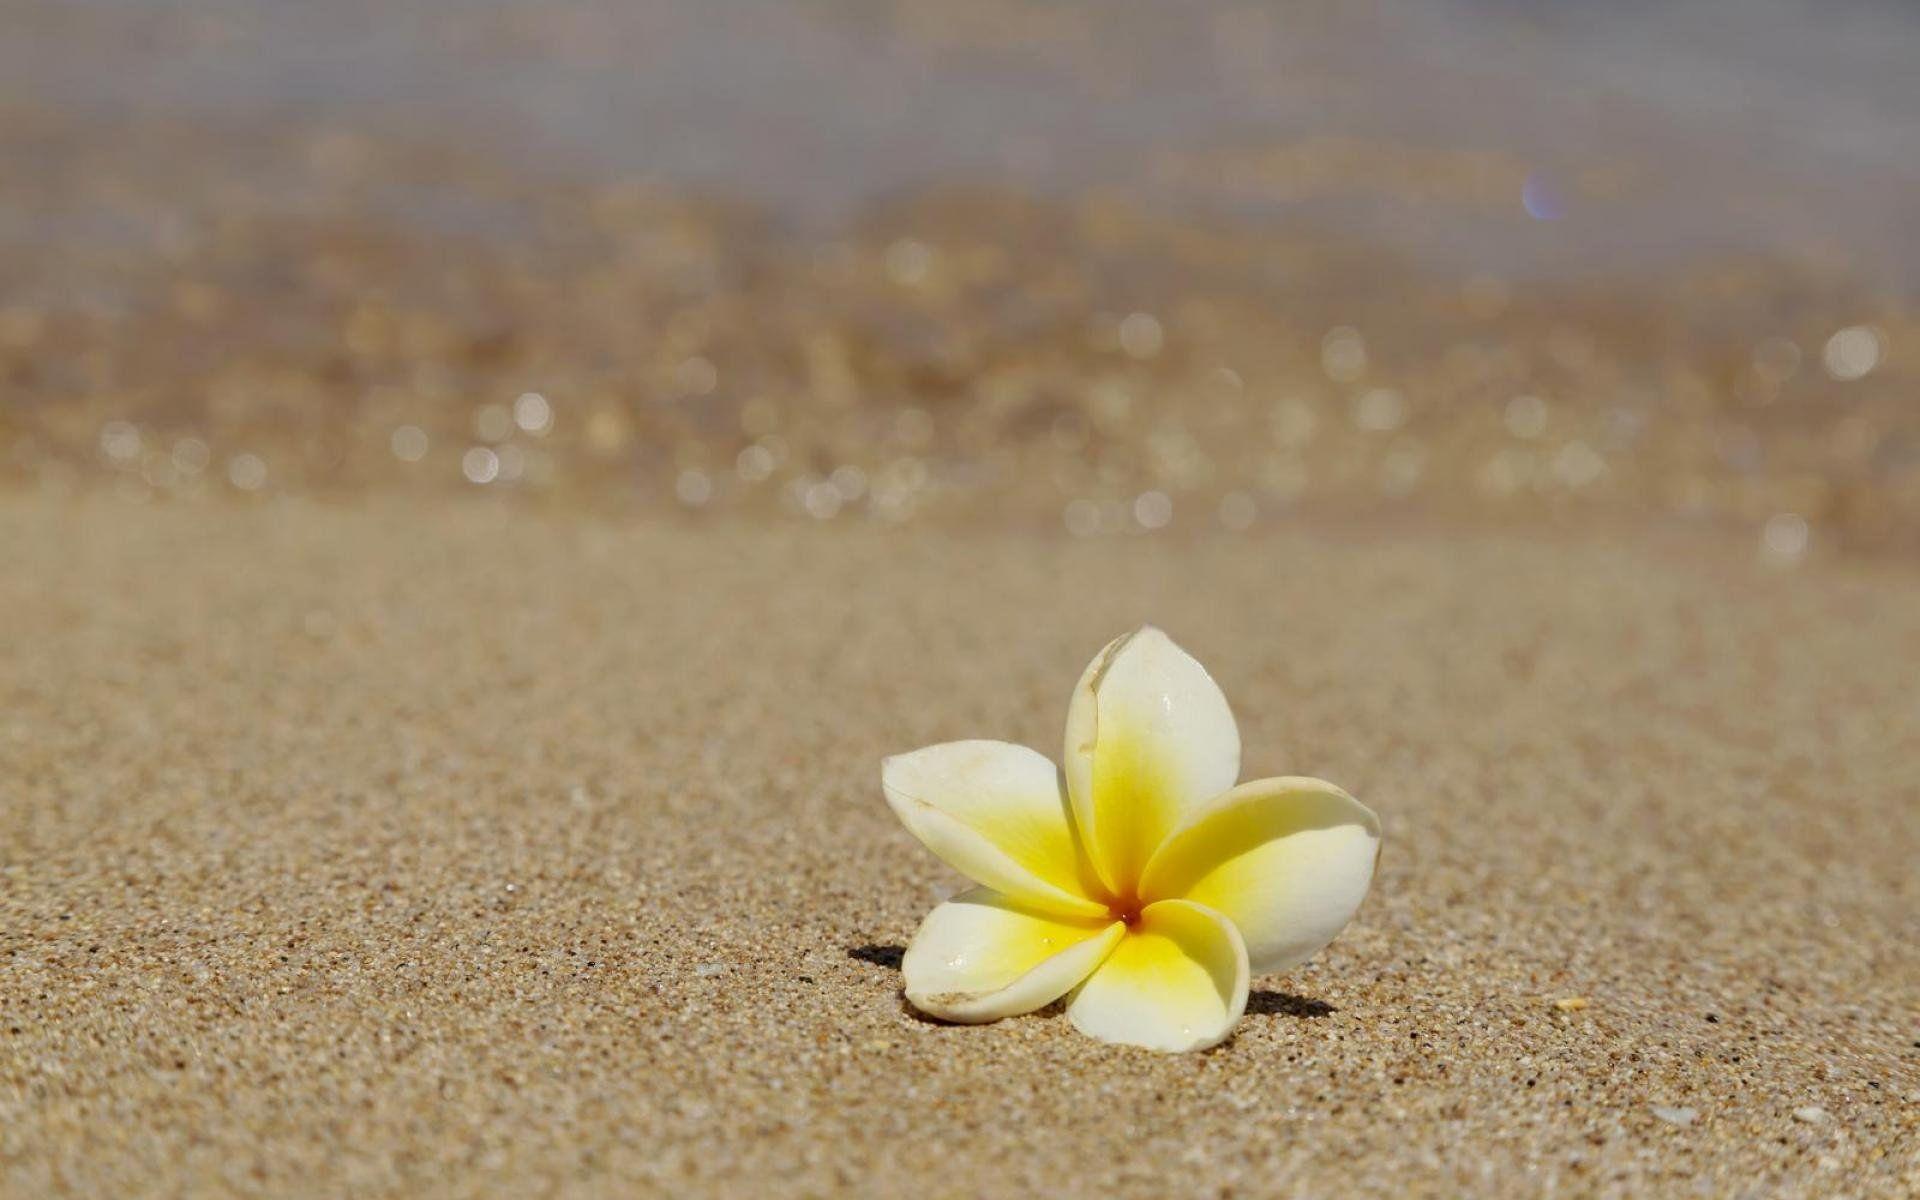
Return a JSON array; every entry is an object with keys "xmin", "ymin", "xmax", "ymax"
[
  {"xmin": 845, "ymin": 943, "xmax": 1335, "ymax": 1021},
  {"xmin": 847, "ymin": 943, "xmax": 905, "ymax": 971}
]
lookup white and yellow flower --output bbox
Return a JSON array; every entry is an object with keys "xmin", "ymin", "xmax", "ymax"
[{"xmin": 882, "ymin": 627, "xmax": 1380, "ymax": 1052}]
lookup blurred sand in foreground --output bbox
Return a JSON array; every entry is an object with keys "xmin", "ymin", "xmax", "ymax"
[{"xmin": 2, "ymin": 498, "xmax": 1915, "ymax": 1197}]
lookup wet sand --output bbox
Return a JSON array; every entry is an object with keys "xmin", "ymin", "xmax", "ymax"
[{"xmin": 3, "ymin": 497, "xmax": 1915, "ymax": 1197}]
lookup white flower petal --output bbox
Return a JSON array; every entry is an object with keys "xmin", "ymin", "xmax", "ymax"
[
  {"xmin": 1140, "ymin": 776, "xmax": 1380, "ymax": 974},
  {"xmin": 883, "ymin": 740, "xmax": 1107, "ymax": 918},
  {"xmin": 902, "ymin": 887, "xmax": 1125, "ymax": 1023},
  {"xmin": 1063, "ymin": 627, "xmax": 1241, "ymax": 894},
  {"xmin": 1065, "ymin": 898, "xmax": 1249, "ymax": 1052}
]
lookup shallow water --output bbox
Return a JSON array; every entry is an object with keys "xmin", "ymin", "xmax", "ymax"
[
  {"xmin": 12, "ymin": 0, "xmax": 1919, "ymax": 273},
  {"xmin": 2, "ymin": 0, "xmax": 1916, "ymax": 556}
]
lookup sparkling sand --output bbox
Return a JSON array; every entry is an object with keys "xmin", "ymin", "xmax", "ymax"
[{"xmin": 3, "ymin": 498, "xmax": 1915, "ymax": 1197}]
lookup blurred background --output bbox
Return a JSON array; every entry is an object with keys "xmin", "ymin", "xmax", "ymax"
[{"xmin": 4, "ymin": 0, "xmax": 1916, "ymax": 556}]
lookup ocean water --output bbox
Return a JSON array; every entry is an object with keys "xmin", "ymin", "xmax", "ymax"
[
  {"xmin": 7, "ymin": 0, "xmax": 1917, "ymax": 280},
  {"xmin": 3, "ymin": 1, "xmax": 1915, "ymax": 552}
]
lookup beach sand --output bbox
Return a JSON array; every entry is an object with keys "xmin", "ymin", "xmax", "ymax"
[{"xmin": 3, "ymin": 497, "xmax": 1914, "ymax": 1197}]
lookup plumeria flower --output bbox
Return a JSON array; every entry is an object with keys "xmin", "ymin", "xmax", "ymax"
[{"xmin": 882, "ymin": 627, "xmax": 1380, "ymax": 1052}]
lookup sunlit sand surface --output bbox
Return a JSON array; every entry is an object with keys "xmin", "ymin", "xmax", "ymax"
[{"xmin": 3, "ymin": 499, "xmax": 1915, "ymax": 1195}]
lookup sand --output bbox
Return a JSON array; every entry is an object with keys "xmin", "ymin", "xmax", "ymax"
[{"xmin": 2, "ymin": 496, "xmax": 1914, "ymax": 1198}]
